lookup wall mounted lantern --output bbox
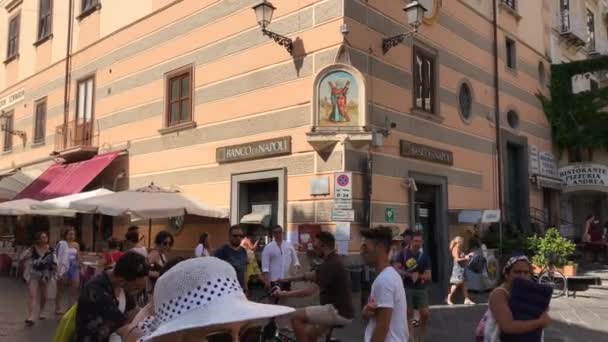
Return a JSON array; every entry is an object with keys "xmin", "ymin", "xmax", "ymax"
[
  {"xmin": 0, "ymin": 112, "xmax": 27, "ymax": 147},
  {"xmin": 252, "ymin": 0, "xmax": 293, "ymax": 55},
  {"xmin": 382, "ymin": 1, "xmax": 426, "ymax": 54}
]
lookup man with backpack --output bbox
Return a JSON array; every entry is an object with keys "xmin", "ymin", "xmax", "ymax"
[{"xmin": 393, "ymin": 231, "xmax": 431, "ymax": 341}]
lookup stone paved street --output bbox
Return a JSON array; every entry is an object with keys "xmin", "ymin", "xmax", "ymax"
[{"xmin": 1, "ymin": 271, "xmax": 608, "ymax": 342}]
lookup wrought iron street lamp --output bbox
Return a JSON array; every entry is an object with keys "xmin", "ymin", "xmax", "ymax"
[
  {"xmin": 382, "ymin": 1, "xmax": 426, "ymax": 54},
  {"xmin": 252, "ymin": 0, "xmax": 293, "ymax": 55},
  {"xmin": 0, "ymin": 112, "xmax": 26, "ymax": 146}
]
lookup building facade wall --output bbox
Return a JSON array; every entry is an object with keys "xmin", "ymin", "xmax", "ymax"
[{"xmin": 0, "ymin": 0, "xmax": 558, "ymax": 256}]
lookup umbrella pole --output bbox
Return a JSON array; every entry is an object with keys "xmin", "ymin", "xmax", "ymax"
[{"xmin": 148, "ymin": 219, "xmax": 152, "ymax": 249}]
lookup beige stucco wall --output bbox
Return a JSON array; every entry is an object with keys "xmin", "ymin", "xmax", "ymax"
[{"xmin": 0, "ymin": 0, "xmax": 558, "ymax": 252}]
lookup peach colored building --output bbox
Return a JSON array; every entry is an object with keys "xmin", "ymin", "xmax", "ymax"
[{"xmin": 0, "ymin": 0, "xmax": 557, "ymax": 287}]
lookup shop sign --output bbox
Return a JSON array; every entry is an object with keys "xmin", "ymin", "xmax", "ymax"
[
  {"xmin": 331, "ymin": 209, "xmax": 355, "ymax": 222},
  {"xmin": 216, "ymin": 136, "xmax": 291, "ymax": 163},
  {"xmin": 0, "ymin": 89, "xmax": 25, "ymax": 111},
  {"xmin": 482, "ymin": 210, "xmax": 501, "ymax": 223},
  {"xmin": 539, "ymin": 152, "xmax": 558, "ymax": 178},
  {"xmin": 529, "ymin": 145, "xmax": 540, "ymax": 175},
  {"xmin": 385, "ymin": 208, "xmax": 395, "ymax": 223},
  {"xmin": 559, "ymin": 164, "xmax": 608, "ymax": 187},
  {"xmin": 400, "ymin": 140, "xmax": 453, "ymax": 165}
]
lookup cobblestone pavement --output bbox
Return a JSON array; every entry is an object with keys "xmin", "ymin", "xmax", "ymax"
[{"xmin": 1, "ymin": 273, "xmax": 608, "ymax": 342}]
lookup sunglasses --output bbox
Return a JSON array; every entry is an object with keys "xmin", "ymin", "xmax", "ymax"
[
  {"xmin": 231, "ymin": 234, "xmax": 244, "ymax": 238},
  {"xmin": 162, "ymin": 240, "xmax": 173, "ymax": 246},
  {"xmin": 193, "ymin": 323, "xmax": 262, "ymax": 342}
]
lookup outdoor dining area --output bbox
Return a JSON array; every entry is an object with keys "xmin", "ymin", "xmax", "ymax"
[{"xmin": 0, "ymin": 183, "xmax": 229, "ymax": 284}]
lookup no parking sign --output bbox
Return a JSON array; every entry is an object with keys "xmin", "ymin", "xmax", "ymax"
[{"xmin": 334, "ymin": 172, "xmax": 352, "ymax": 209}]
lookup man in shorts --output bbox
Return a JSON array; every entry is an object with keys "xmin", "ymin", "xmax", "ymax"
[{"xmin": 394, "ymin": 231, "xmax": 431, "ymax": 341}]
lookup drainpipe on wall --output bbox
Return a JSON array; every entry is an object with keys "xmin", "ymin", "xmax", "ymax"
[
  {"xmin": 492, "ymin": 0, "xmax": 505, "ymax": 252},
  {"xmin": 62, "ymin": 0, "xmax": 75, "ymax": 148}
]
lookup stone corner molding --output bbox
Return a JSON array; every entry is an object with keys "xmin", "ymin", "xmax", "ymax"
[{"xmin": 4, "ymin": 0, "xmax": 22, "ymax": 12}]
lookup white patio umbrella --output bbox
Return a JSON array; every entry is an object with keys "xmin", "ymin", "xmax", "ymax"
[
  {"xmin": 0, "ymin": 198, "xmax": 77, "ymax": 217},
  {"xmin": 69, "ymin": 183, "xmax": 229, "ymax": 246},
  {"xmin": 30, "ymin": 188, "xmax": 114, "ymax": 210}
]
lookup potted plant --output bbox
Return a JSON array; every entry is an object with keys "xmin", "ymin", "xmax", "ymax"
[{"xmin": 527, "ymin": 228, "xmax": 577, "ymax": 276}]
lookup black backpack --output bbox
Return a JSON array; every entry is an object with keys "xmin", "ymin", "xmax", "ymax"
[{"xmin": 467, "ymin": 253, "xmax": 487, "ymax": 274}]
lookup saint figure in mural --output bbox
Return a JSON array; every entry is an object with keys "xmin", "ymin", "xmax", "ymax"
[{"xmin": 328, "ymin": 80, "xmax": 351, "ymax": 122}]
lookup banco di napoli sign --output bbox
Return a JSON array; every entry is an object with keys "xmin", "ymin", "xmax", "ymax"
[
  {"xmin": 559, "ymin": 164, "xmax": 608, "ymax": 188},
  {"xmin": 216, "ymin": 136, "xmax": 291, "ymax": 163}
]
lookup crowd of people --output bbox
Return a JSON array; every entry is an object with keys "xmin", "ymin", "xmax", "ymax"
[{"xmin": 16, "ymin": 222, "xmax": 554, "ymax": 342}]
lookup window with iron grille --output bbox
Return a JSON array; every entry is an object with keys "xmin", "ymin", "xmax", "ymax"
[
  {"xmin": 37, "ymin": 0, "xmax": 53, "ymax": 41},
  {"xmin": 165, "ymin": 67, "xmax": 193, "ymax": 126},
  {"xmin": 413, "ymin": 47, "xmax": 435, "ymax": 114},
  {"xmin": 6, "ymin": 14, "xmax": 20, "ymax": 60},
  {"xmin": 3, "ymin": 113, "xmax": 13, "ymax": 152},
  {"xmin": 502, "ymin": 0, "xmax": 517, "ymax": 10},
  {"xmin": 34, "ymin": 99, "xmax": 47, "ymax": 144}
]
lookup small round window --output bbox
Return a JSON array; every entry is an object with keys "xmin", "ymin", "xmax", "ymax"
[
  {"xmin": 507, "ymin": 110, "xmax": 519, "ymax": 129},
  {"xmin": 458, "ymin": 83, "xmax": 472, "ymax": 121}
]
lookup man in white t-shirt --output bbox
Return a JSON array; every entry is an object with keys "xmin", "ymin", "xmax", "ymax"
[
  {"xmin": 361, "ymin": 226, "xmax": 409, "ymax": 342},
  {"xmin": 261, "ymin": 225, "xmax": 300, "ymax": 287}
]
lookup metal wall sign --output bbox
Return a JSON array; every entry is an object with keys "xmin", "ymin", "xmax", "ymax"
[
  {"xmin": 559, "ymin": 164, "xmax": 608, "ymax": 188},
  {"xmin": 529, "ymin": 145, "xmax": 540, "ymax": 175},
  {"xmin": 331, "ymin": 209, "xmax": 355, "ymax": 222},
  {"xmin": 539, "ymin": 152, "xmax": 558, "ymax": 178},
  {"xmin": 334, "ymin": 172, "xmax": 353, "ymax": 209},
  {"xmin": 400, "ymin": 140, "xmax": 454, "ymax": 165},
  {"xmin": 216, "ymin": 136, "xmax": 291, "ymax": 163}
]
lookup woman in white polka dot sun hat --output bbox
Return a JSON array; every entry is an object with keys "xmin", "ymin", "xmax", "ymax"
[{"xmin": 130, "ymin": 256, "xmax": 294, "ymax": 342}]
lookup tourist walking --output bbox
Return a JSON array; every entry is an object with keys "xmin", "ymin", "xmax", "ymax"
[
  {"xmin": 394, "ymin": 231, "xmax": 432, "ymax": 341},
  {"xmin": 194, "ymin": 232, "xmax": 211, "ymax": 257},
  {"xmin": 147, "ymin": 231, "xmax": 173, "ymax": 290},
  {"xmin": 361, "ymin": 226, "xmax": 409, "ymax": 342},
  {"xmin": 21, "ymin": 231, "xmax": 56, "ymax": 326},
  {"xmin": 261, "ymin": 225, "xmax": 301, "ymax": 289},
  {"xmin": 477, "ymin": 255, "xmax": 551, "ymax": 342},
  {"xmin": 214, "ymin": 225, "xmax": 249, "ymax": 292},
  {"xmin": 446, "ymin": 236, "xmax": 475, "ymax": 305},
  {"xmin": 241, "ymin": 230, "xmax": 262, "ymax": 286},
  {"xmin": 125, "ymin": 228, "xmax": 147, "ymax": 257},
  {"xmin": 74, "ymin": 251, "xmax": 149, "ymax": 342},
  {"xmin": 123, "ymin": 257, "xmax": 294, "ymax": 342},
  {"xmin": 55, "ymin": 227, "xmax": 80, "ymax": 315}
]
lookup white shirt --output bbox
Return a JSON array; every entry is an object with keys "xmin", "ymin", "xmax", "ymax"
[
  {"xmin": 365, "ymin": 266, "xmax": 409, "ymax": 342},
  {"xmin": 194, "ymin": 244, "xmax": 209, "ymax": 257},
  {"xmin": 261, "ymin": 240, "xmax": 300, "ymax": 281}
]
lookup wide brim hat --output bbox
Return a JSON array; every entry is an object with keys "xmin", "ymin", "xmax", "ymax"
[{"xmin": 139, "ymin": 257, "xmax": 294, "ymax": 341}]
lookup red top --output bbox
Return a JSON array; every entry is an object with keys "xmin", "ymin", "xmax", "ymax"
[{"xmin": 104, "ymin": 251, "xmax": 124, "ymax": 266}]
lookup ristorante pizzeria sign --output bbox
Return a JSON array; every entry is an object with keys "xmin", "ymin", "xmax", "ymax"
[
  {"xmin": 559, "ymin": 164, "xmax": 608, "ymax": 188},
  {"xmin": 217, "ymin": 136, "xmax": 291, "ymax": 163}
]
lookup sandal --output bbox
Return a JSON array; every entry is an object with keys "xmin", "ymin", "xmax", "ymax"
[
  {"xmin": 25, "ymin": 320, "xmax": 34, "ymax": 327},
  {"xmin": 39, "ymin": 315, "xmax": 46, "ymax": 320}
]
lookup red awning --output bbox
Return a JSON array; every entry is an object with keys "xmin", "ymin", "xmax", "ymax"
[{"xmin": 15, "ymin": 152, "xmax": 120, "ymax": 201}]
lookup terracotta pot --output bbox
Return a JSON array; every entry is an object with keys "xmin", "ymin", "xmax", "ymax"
[{"xmin": 559, "ymin": 264, "xmax": 577, "ymax": 277}]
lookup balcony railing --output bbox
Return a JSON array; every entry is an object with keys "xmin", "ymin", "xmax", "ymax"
[{"xmin": 54, "ymin": 120, "xmax": 98, "ymax": 152}]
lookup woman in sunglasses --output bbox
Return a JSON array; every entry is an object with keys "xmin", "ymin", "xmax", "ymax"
[{"xmin": 148, "ymin": 231, "xmax": 174, "ymax": 291}]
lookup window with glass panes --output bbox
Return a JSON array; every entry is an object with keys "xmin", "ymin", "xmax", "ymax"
[
  {"xmin": 38, "ymin": 0, "xmax": 52, "ymax": 41},
  {"xmin": 413, "ymin": 47, "xmax": 435, "ymax": 113},
  {"xmin": 34, "ymin": 99, "xmax": 47, "ymax": 144},
  {"xmin": 6, "ymin": 14, "xmax": 20, "ymax": 60},
  {"xmin": 3, "ymin": 112, "xmax": 13, "ymax": 152},
  {"xmin": 166, "ymin": 68, "xmax": 192, "ymax": 126}
]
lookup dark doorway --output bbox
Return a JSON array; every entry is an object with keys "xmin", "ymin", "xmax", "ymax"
[
  {"xmin": 506, "ymin": 142, "xmax": 526, "ymax": 228},
  {"xmin": 238, "ymin": 179, "xmax": 279, "ymax": 241},
  {"xmin": 414, "ymin": 184, "xmax": 441, "ymax": 284}
]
